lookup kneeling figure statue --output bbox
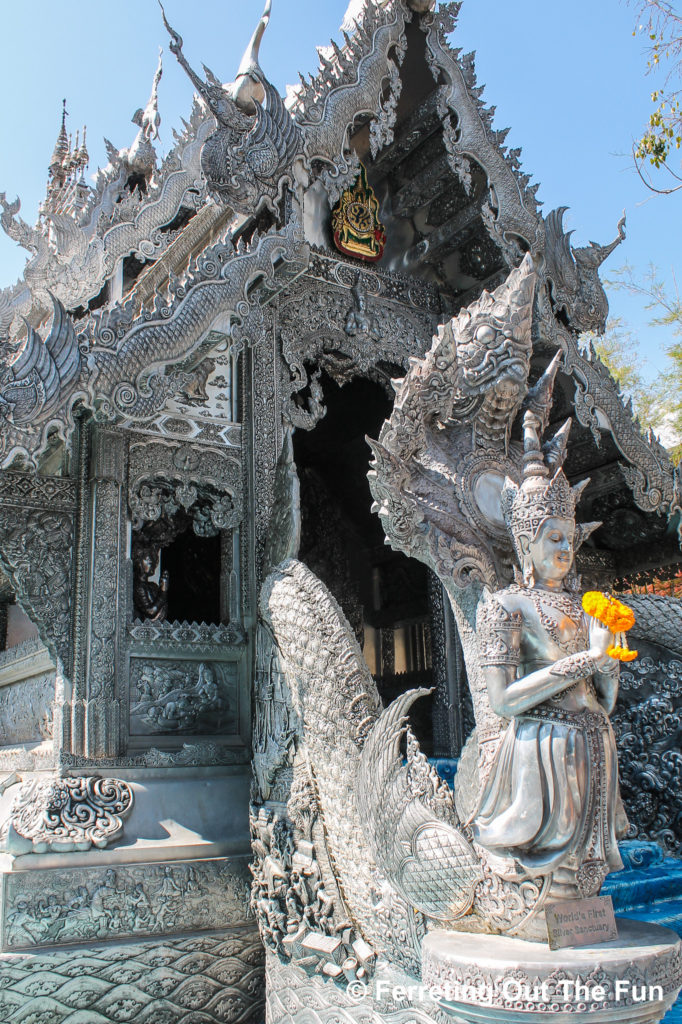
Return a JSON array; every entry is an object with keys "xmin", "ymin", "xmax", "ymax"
[{"xmin": 473, "ymin": 408, "xmax": 628, "ymax": 902}]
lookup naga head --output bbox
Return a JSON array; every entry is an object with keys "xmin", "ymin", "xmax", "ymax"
[
  {"xmin": 454, "ymin": 252, "xmax": 535, "ymax": 400},
  {"xmin": 441, "ymin": 253, "xmax": 536, "ymax": 450}
]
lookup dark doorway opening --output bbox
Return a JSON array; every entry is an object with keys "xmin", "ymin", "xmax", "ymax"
[
  {"xmin": 161, "ymin": 527, "xmax": 221, "ymax": 625},
  {"xmin": 293, "ymin": 373, "xmax": 435, "ymax": 753},
  {"xmin": 133, "ymin": 512, "xmax": 222, "ymax": 626}
]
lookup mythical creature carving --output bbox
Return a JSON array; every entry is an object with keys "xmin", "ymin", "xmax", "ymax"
[
  {"xmin": 1, "ymin": 776, "xmax": 133, "ymax": 854},
  {"xmin": 88, "ymin": 219, "xmax": 308, "ymax": 424},
  {"xmin": 421, "ymin": 3, "xmax": 542, "ymax": 261},
  {"xmin": 0, "ymin": 293, "xmax": 82, "ymax": 428},
  {"xmin": 255, "ymin": 254, "xmax": 669, "ymax": 983},
  {"xmin": 0, "ymin": 192, "xmax": 106, "ymax": 330},
  {"xmin": 278, "ymin": 261, "xmax": 433, "ymax": 412},
  {"xmin": 357, "ymin": 689, "xmax": 481, "ymax": 922},
  {"xmin": 258, "ymin": 553, "xmax": 584, "ymax": 979},
  {"xmin": 543, "ymin": 207, "xmax": 626, "ymax": 334},
  {"xmin": 359, "ymin": 251, "xmax": 662, "ymax": 942},
  {"xmin": 128, "ymin": 438, "xmax": 243, "ymax": 540},
  {"xmin": 0, "ymin": 215, "xmax": 308, "ymax": 468},
  {"xmin": 0, "ymin": 76, "xmax": 210, "ymax": 344},
  {"xmin": 130, "ymin": 659, "xmax": 237, "ymax": 737},
  {"xmin": 125, "ymin": 48, "xmax": 163, "ymax": 178},
  {"xmin": 368, "ymin": 253, "xmax": 537, "ymax": 598},
  {"xmin": 259, "ymin": 559, "xmax": 425, "ymax": 971},
  {"xmin": 163, "ymin": 0, "xmax": 301, "ymax": 214}
]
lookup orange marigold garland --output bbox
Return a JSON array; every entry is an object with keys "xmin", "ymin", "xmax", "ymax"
[{"xmin": 581, "ymin": 591, "xmax": 638, "ymax": 662}]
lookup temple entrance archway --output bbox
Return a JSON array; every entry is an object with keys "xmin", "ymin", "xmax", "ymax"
[{"xmin": 293, "ymin": 372, "xmax": 440, "ymax": 751}]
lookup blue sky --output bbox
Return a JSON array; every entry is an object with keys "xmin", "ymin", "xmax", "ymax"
[{"xmin": 0, "ymin": 0, "xmax": 677, "ymax": 381}]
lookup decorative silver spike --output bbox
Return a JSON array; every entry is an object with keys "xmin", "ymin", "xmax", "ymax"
[
  {"xmin": 571, "ymin": 478, "xmax": 591, "ymax": 504},
  {"xmin": 525, "ymin": 350, "xmax": 563, "ymax": 431},
  {"xmin": 543, "ymin": 417, "xmax": 572, "ymax": 471}
]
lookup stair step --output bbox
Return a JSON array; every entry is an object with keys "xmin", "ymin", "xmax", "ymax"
[
  {"xmin": 617, "ymin": 904, "xmax": 682, "ymax": 937},
  {"xmin": 604, "ymin": 864, "xmax": 682, "ymax": 912}
]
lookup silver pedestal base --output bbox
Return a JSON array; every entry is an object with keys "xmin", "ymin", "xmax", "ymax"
[{"xmin": 422, "ymin": 917, "xmax": 682, "ymax": 1024}]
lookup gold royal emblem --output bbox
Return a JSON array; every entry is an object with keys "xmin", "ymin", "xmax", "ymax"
[{"xmin": 332, "ymin": 162, "xmax": 386, "ymax": 263}]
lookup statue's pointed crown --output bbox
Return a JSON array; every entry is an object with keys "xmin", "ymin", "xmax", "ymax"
[{"xmin": 501, "ymin": 405, "xmax": 588, "ymax": 561}]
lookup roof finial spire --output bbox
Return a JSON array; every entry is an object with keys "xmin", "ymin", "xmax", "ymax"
[
  {"xmin": 49, "ymin": 99, "xmax": 69, "ymax": 180},
  {"xmin": 79, "ymin": 125, "xmax": 89, "ymax": 167}
]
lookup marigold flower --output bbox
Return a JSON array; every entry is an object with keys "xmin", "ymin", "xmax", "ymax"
[
  {"xmin": 607, "ymin": 645, "xmax": 638, "ymax": 662},
  {"xmin": 582, "ymin": 592, "xmax": 635, "ymax": 632}
]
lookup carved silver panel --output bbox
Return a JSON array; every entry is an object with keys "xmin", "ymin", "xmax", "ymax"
[
  {"xmin": 128, "ymin": 619, "xmax": 246, "ymax": 649},
  {"xmin": 129, "ymin": 657, "xmax": 239, "ymax": 738},
  {"xmin": 128, "ymin": 437, "xmax": 243, "ymax": 534},
  {"xmin": 0, "ymin": 507, "xmax": 74, "ymax": 670},
  {"xmin": 2, "ymin": 856, "xmax": 253, "ymax": 951},
  {"xmin": 0, "ymin": 673, "xmax": 54, "ymax": 746}
]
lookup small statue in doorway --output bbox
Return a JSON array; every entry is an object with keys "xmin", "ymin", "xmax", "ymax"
[
  {"xmin": 344, "ymin": 277, "xmax": 380, "ymax": 341},
  {"xmin": 133, "ymin": 550, "xmax": 170, "ymax": 621}
]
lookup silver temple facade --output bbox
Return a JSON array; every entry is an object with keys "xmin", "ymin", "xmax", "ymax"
[{"xmin": 0, "ymin": 2, "xmax": 680, "ymax": 1022}]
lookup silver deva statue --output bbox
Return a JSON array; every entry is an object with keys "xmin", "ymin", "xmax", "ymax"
[{"xmin": 473, "ymin": 409, "xmax": 628, "ymax": 900}]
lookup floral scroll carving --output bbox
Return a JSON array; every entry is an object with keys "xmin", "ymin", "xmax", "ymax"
[{"xmin": 3, "ymin": 775, "xmax": 134, "ymax": 853}]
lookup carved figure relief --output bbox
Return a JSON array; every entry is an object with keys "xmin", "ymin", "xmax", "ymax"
[
  {"xmin": 0, "ymin": 673, "xmax": 54, "ymax": 746},
  {"xmin": 129, "ymin": 439, "xmax": 243, "ymax": 537},
  {"xmin": 278, "ymin": 261, "xmax": 435, "ymax": 414},
  {"xmin": 0, "ymin": 294, "xmax": 83, "ymax": 429},
  {"xmin": 543, "ymin": 207, "xmax": 626, "ymax": 334},
  {"xmin": 344, "ymin": 276, "xmax": 381, "ymax": 340},
  {"xmin": 129, "ymin": 658, "xmax": 238, "ymax": 736},
  {"xmin": 253, "ymin": 623, "xmax": 296, "ymax": 802},
  {"xmin": 0, "ymin": 507, "xmax": 73, "ymax": 669},
  {"xmin": 3, "ymin": 857, "xmax": 252, "ymax": 950}
]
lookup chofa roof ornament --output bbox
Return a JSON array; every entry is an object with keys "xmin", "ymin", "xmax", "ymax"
[
  {"xmin": 161, "ymin": 0, "xmax": 301, "ymax": 215},
  {"xmin": 543, "ymin": 206, "xmax": 626, "ymax": 335},
  {"xmin": 229, "ymin": 0, "xmax": 272, "ymax": 114},
  {"xmin": 125, "ymin": 48, "xmax": 163, "ymax": 178}
]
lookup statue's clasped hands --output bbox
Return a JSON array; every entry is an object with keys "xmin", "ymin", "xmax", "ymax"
[{"xmin": 583, "ymin": 592, "xmax": 638, "ymax": 662}]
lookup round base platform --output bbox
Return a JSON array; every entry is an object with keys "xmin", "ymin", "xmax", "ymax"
[{"xmin": 422, "ymin": 917, "xmax": 682, "ymax": 1024}]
